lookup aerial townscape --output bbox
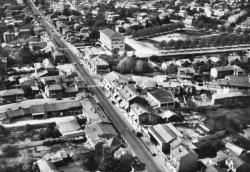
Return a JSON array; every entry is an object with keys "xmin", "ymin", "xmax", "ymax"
[{"xmin": 2, "ymin": 0, "xmax": 250, "ymax": 172}]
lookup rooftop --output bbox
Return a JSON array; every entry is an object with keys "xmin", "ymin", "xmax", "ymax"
[
  {"xmin": 149, "ymin": 123, "xmax": 183, "ymax": 144},
  {"xmin": 46, "ymin": 84, "xmax": 63, "ymax": 91},
  {"xmin": 147, "ymin": 87, "xmax": 174, "ymax": 103},
  {"xmin": 215, "ymin": 76, "xmax": 250, "ymax": 88},
  {"xmin": 57, "ymin": 118, "xmax": 82, "ymax": 134},
  {"xmin": 100, "ymin": 28, "xmax": 124, "ymax": 38},
  {"xmin": 0, "ymin": 88, "xmax": 24, "ymax": 97},
  {"xmin": 37, "ymin": 159, "xmax": 58, "ymax": 172}
]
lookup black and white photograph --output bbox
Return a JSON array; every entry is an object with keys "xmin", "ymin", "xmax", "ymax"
[{"xmin": 1, "ymin": 0, "xmax": 250, "ymax": 172}]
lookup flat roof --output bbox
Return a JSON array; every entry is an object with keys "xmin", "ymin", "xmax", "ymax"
[{"xmin": 57, "ymin": 119, "xmax": 81, "ymax": 134}]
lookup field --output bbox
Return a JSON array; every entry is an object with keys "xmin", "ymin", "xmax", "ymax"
[
  {"xmin": 149, "ymin": 29, "xmax": 219, "ymax": 43},
  {"xmin": 125, "ymin": 37, "xmax": 164, "ymax": 58}
]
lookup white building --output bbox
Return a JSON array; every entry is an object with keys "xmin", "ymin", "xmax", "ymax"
[
  {"xmin": 99, "ymin": 28, "xmax": 125, "ymax": 51},
  {"xmin": 51, "ymin": 0, "xmax": 67, "ymax": 12}
]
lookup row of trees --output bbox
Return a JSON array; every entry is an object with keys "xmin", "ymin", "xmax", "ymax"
[
  {"xmin": 129, "ymin": 22, "xmax": 185, "ymax": 38},
  {"xmin": 158, "ymin": 34, "xmax": 250, "ymax": 50}
]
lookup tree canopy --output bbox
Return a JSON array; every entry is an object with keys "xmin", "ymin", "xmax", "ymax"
[{"xmin": 17, "ymin": 43, "xmax": 34, "ymax": 64}]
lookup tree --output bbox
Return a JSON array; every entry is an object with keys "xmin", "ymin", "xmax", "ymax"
[
  {"xmin": 24, "ymin": 16, "xmax": 33, "ymax": 24},
  {"xmin": 17, "ymin": 43, "xmax": 34, "ymax": 64},
  {"xmin": 0, "ymin": 125, "xmax": 9, "ymax": 139},
  {"xmin": 117, "ymin": 55, "xmax": 137, "ymax": 74},
  {"xmin": 89, "ymin": 29, "xmax": 100, "ymax": 45},
  {"xmin": 235, "ymin": 27, "xmax": 242, "ymax": 34},
  {"xmin": 166, "ymin": 64, "xmax": 178, "ymax": 74},
  {"xmin": 167, "ymin": 39, "xmax": 176, "ymax": 49},
  {"xmin": 82, "ymin": 152, "xmax": 98, "ymax": 172},
  {"xmin": 2, "ymin": 145, "xmax": 19, "ymax": 157},
  {"xmin": 135, "ymin": 60, "xmax": 152, "ymax": 74},
  {"xmin": 174, "ymin": 40, "xmax": 184, "ymax": 49}
]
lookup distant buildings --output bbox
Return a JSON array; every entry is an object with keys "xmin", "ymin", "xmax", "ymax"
[
  {"xmin": 99, "ymin": 28, "xmax": 125, "ymax": 51},
  {"xmin": 0, "ymin": 98, "xmax": 82, "ymax": 123}
]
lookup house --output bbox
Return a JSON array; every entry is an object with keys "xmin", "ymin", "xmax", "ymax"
[
  {"xmin": 57, "ymin": 119, "xmax": 84, "ymax": 138},
  {"xmin": 137, "ymin": 12, "xmax": 148, "ymax": 21},
  {"xmin": 43, "ymin": 58, "xmax": 56, "ymax": 70},
  {"xmin": 103, "ymin": 71, "xmax": 128, "ymax": 95},
  {"xmin": 84, "ymin": 47, "xmax": 107, "ymax": 59},
  {"xmin": 129, "ymin": 103, "xmax": 158, "ymax": 130},
  {"xmin": 211, "ymin": 89, "xmax": 250, "ymax": 106},
  {"xmin": 45, "ymin": 84, "xmax": 63, "ymax": 98},
  {"xmin": 36, "ymin": 69, "xmax": 60, "ymax": 78},
  {"xmin": 0, "ymin": 88, "xmax": 24, "ymax": 104},
  {"xmin": 0, "ymin": 98, "xmax": 82, "ymax": 123},
  {"xmin": 131, "ymin": 157, "xmax": 146, "ymax": 172},
  {"xmin": 3, "ymin": 31, "xmax": 16, "ymax": 43},
  {"xmin": 156, "ymin": 110, "xmax": 179, "ymax": 123},
  {"xmin": 205, "ymin": 149, "xmax": 250, "ymax": 172},
  {"xmin": 19, "ymin": 76, "xmax": 36, "ymax": 87},
  {"xmin": 51, "ymin": 0, "xmax": 67, "ymax": 12},
  {"xmin": 148, "ymin": 123, "xmax": 183, "ymax": 154},
  {"xmin": 74, "ymin": 77, "xmax": 87, "ymax": 92},
  {"xmin": 85, "ymin": 122, "xmax": 118, "ymax": 149},
  {"xmin": 210, "ymin": 66, "xmax": 243, "ymax": 79},
  {"xmin": 40, "ymin": 76, "xmax": 60, "ymax": 86},
  {"xmin": 178, "ymin": 67, "xmax": 195, "ymax": 78},
  {"xmin": 105, "ymin": 11, "xmax": 119, "ymax": 23},
  {"xmin": 52, "ymin": 51, "xmax": 66, "ymax": 64},
  {"xmin": 99, "ymin": 28, "xmax": 125, "ymax": 51},
  {"xmin": 37, "ymin": 159, "xmax": 59, "ymax": 172},
  {"xmin": 119, "ymin": 85, "xmax": 147, "ymax": 111},
  {"xmin": 212, "ymin": 75, "xmax": 250, "ymax": 90},
  {"xmin": 169, "ymin": 144, "xmax": 198, "ymax": 172},
  {"xmin": 34, "ymin": 62, "xmax": 45, "ymax": 73},
  {"xmin": 144, "ymin": 88, "xmax": 175, "ymax": 110},
  {"xmin": 90, "ymin": 57, "xmax": 110, "ymax": 74},
  {"xmin": 183, "ymin": 16, "xmax": 194, "ymax": 27},
  {"xmin": 80, "ymin": 98, "xmax": 110, "ymax": 124},
  {"xmin": 43, "ymin": 150, "xmax": 69, "ymax": 165}
]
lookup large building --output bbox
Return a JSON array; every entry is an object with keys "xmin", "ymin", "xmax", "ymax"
[{"xmin": 99, "ymin": 28, "xmax": 125, "ymax": 51}]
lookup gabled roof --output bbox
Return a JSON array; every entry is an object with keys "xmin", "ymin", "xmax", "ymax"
[
  {"xmin": 37, "ymin": 159, "xmax": 58, "ymax": 172},
  {"xmin": 149, "ymin": 123, "xmax": 183, "ymax": 144},
  {"xmin": 225, "ymin": 142, "xmax": 245, "ymax": 156},
  {"xmin": 130, "ymin": 103, "xmax": 149, "ymax": 116},
  {"xmin": 100, "ymin": 28, "xmax": 123, "ymax": 38},
  {"xmin": 104, "ymin": 71, "xmax": 128, "ymax": 84},
  {"xmin": 147, "ymin": 87, "xmax": 174, "ymax": 103},
  {"xmin": 119, "ymin": 84, "xmax": 139, "ymax": 102}
]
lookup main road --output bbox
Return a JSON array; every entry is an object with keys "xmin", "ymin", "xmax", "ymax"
[{"xmin": 27, "ymin": 0, "xmax": 166, "ymax": 171}]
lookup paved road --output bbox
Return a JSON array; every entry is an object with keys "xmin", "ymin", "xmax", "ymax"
[{"xmin": 27, "ymin": 0, "xmax": 166, "ymax": 171}]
